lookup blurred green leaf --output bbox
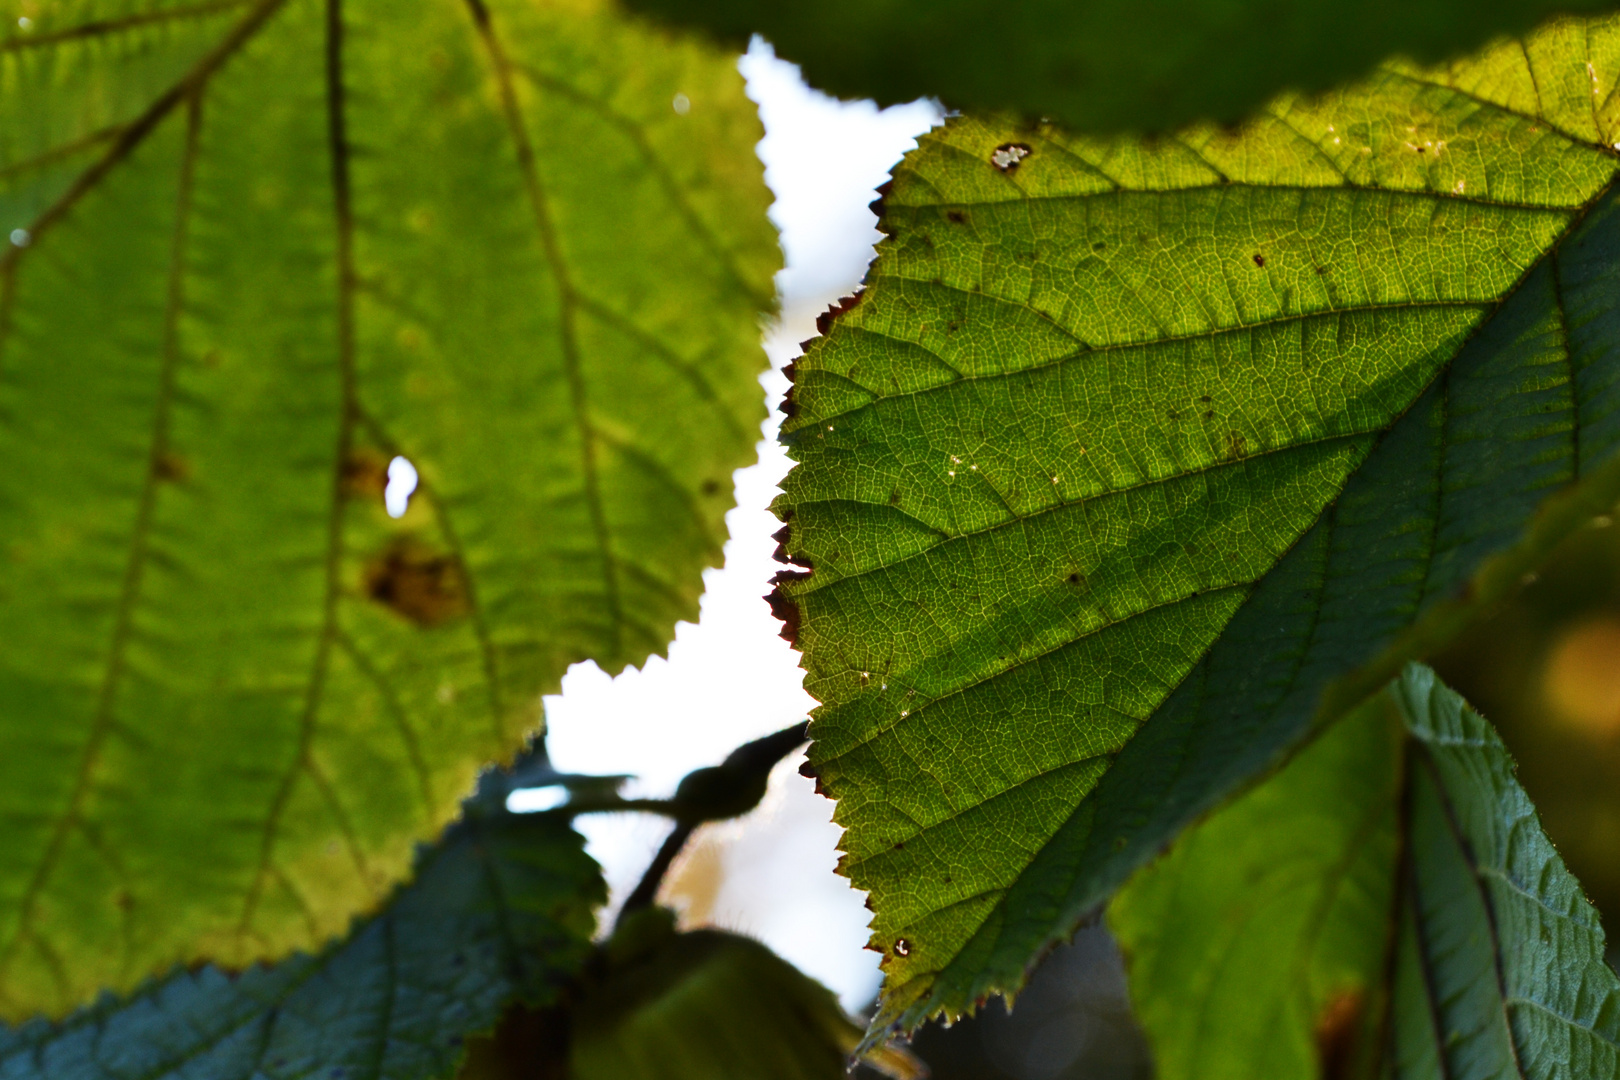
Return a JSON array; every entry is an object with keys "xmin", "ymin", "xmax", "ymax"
[
  {"xmin": 1114, "ymin": 666, "xmax": 1620, "ymax": 1079},
  {"xmin": 625, "ymin": 0, "xmax": 1620, "ymax": 134},
  {"xmin": 0, "ymin": 759, "xmax": 605, "ymax": 1080},
  {"xmin": 0, "ymin": 0, "xmax": 776, "ymax": 1017},
  {"xmin": 461, "ymin": 907, "xmax": 920, "ymax": 1080},
  {"xmin": 775, "ymin": 14, "xmax": 1620, "ymax": 1037}
]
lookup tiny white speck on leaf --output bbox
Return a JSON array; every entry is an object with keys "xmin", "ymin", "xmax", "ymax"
[
  {"xmin": 16, "ymin": 16, "xmax": 31, "ymax": 29},
  {"xmin": 9, "ymin": 228, "xmax": 29, "ymax": 247},
  {"xmin": 672, "ymin": 93, "xmax": 691, "ymax": 115}
]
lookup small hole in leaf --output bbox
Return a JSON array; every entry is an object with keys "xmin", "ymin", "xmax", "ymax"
[
  {"xmin": 991, "ymin": 143, "xmax": 1031, "ymax": 172},
  {"xmin": 894, "ymin": 938, "xmax": 912, "ymax": 957},
  {"xmin": 385, "ymin": 456, "xmax": 418, "ymax": 518}
]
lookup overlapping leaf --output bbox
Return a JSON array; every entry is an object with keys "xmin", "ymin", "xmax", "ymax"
[
  {"xmin": 626, "ymin": 0, "xmax": 1620, "ymax": 134},
  {"xmin": 1113, "ymin": 665, "xmax": 1620, "ymax": 1079},
  {"xmin": 0, "ymin": 0, "xmax": 777, "ymax": 1017},
  {"xmin": 774, "ymin": 15, "xmax": 1620, "ymax": 1034},
  {"xmin": 0, "ymin": 763, "xmax": 604, "ymax": 1080}
]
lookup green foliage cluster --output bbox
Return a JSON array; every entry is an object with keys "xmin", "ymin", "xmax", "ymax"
[{"xmin": 4, "ymin": 0, "xmax": 1620, "ymax": 1077}]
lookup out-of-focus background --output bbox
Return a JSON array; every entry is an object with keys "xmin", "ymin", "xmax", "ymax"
[{"xmin": 499, "ymin": 38, "xmax": 1620, "ymax": 1078}]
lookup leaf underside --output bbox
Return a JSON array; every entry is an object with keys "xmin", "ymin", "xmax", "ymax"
[
  {"xmin": 1113, "ymin": 665, "xmax": 1620, "ymax": 1080},
  {"xmin": 775, "ymin": 15, "xmax": 1620, "ymax": 1036},
  {"xmin": 0, "ymin": 0, "xmax": 776, "ymax": 1017},
  {"xmin": 0, "ymin": 785, "xmax": 604, "ymax": 1080},
  {"xmin": 625, "ymin": 0, "xmax": 1620, "ymax": 134}
]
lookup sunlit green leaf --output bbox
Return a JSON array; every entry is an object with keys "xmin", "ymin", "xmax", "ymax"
[
  {"xmin": 1113, "ymin": 665, "xmax": 1620, "ymax": 1080},
  {"xmin": 0, "ymin": 0, "xmax": 776, "ymax": 1017},
  {"xmin": 625, "ymin": 0, "xmax": 1620, "ymax": 134},
  {"xmin": 774, "ymin": 14, "xmax": 1620, "ymax": 1036},
  {"xmin": 0, "ymin": 759, "xmax": 605, "ymax": 1080}
]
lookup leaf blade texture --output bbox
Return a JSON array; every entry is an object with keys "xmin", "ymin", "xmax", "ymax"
[
  {"xmin": 624, "ymin": 0, "xmax": 1620, "ymax": 134},
  {"xmin": 0, "ymin": 776, "xmax": 605, "ymax": 1080},
  {"xmin": 0, "ymin": 0, "xmax": 777, "ymax": 1016},
  {"xmin": 1112, "ymin": 665, "xmax": 1620, "ymax": 1080},
  {"xmin": 774, "ymin": 15, "xmax": 1620, "ymax": 1035}
]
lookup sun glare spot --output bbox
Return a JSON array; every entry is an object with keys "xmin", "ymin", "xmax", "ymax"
[{"xmin": 385, "ymin": 455, "xmax": 418, "ymax": 518}]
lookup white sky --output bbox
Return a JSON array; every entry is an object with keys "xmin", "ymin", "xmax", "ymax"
[{"xmin": 522, "ymin": 42, "xmax": 939, "ymax": 1009}]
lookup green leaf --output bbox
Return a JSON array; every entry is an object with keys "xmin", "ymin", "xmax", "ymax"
[
  {"xmin": 773, "ymin": 14, "xmax": 1620, "ymax": 1036},
  {"xmin": 0, "ymin": 759, "xmax": 606, "ymax": 1080},
  {"xmin": 1108, "ymin": 679, "xmax": 1402, "ymax": 1080},
  {"xmin": 625, "ymin": 0, "xmax": 1620, "ymax": 134},
  {"xmin": 0, "ymin": 0, "xmax": 776, "ymax": 1017},
  {"xmin": 459, "ymin": 907, "xmax": 920, "ymax": 1080},
  {"xmin": 1112, "ymin": 665, "xmax": 1620, "ymax": 1080}
]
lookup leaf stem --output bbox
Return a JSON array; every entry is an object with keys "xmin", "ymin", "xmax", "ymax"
[{"xmin": 617, "ymin": 821, "xmax": 698, "ymax": 929}]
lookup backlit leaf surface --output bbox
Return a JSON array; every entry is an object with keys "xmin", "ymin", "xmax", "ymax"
[
  {"xmin": 774, "ymin": 15, "xmax": 1620, "ymax": 1035},
  {"xmin": 0, "ymin": 0, "xmax": 776, "ymax": 1017},
  {"xmin": 1112, "ymin": 666, "xmax": 1620, "ymax": 1080}
]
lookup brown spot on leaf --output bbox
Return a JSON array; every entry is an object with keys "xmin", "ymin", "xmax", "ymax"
[
  {"xmin": 1252, "ymin": 253, "xmax": 1266, "ymax": 267},
  {"xmin": 869, "ymin": 178, "xmax": 893, "ymax": 220},
  {"xmin": 946, "ymin": 209, "xmax": 967, "ymax": 224},
  {"xmin": 778, "ymin": 388, "xmax": 798, "ymax": 419},
  {"xmin": 364, "ymin": 541, "xmax": 470, "ymax": 626},
  {"xmin": 766, "ymin": 570, "xmax": 810, "ymax": 646},
  {"xmin": 888, "ymin": 488, "xmax": 902, "ymax": 505},
  {"xmin": 1226, "ymin": 431, "xmax": 1248, "ymax": 459},
  {"xmin": 771, "ymin": 524, "xmax": 794, "ymax": 564},
  {"xmin": 342, "ymin": 449, "xmax": 391, "ymax": 501},
  {"xmin": 153, "ymin": 451, "xmax": 190, "ymax": 484},
  {"xmin": 798, "ymin": 758, "xmax": 818, "ymax": 780},
  {"xmin": 700, "ymin": 478, "xmax": 722, "ymax": 497},
  {"xmin": 1314, "ymin": 990, "xmax": 1365, "ymax": 1080},
  {"xmin": 816, "ymin": 290, "xmax": 864, "ymax": 336}
]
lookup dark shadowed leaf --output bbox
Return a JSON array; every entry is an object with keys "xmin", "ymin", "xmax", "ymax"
[
  {"xmin": 0, "ymin": 758, "xmax": 605, "ymax": 1080},
  {"xmin": 773, "ymin": 15, "xmax": 1620, "ymax": 1037},
  {"xmin": 624, "ymin": 0, "xmax": 1620, "ymax": 134},
  {"xmin": 458, "ymin": 907, "xmax": 922, "ymax": 1080},
  {"xmin": 0, "ymin": 0, "xmax": 776, "ymax": 1016}
]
